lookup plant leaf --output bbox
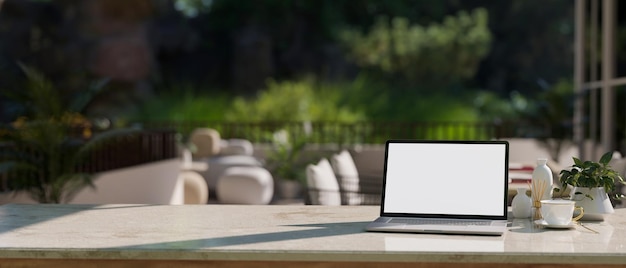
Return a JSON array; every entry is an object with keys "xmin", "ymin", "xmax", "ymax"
[
  {"xmin": 69, "ymin": 78, "xmax": 110, "ymax": 113},
  {"xmin": 0, "ymin": 161, "xmax": 38, "ymax": 174},
  {"xmin": 572, "ymin": 157, "xmax": 583, "ymax": 167},
  {"xmin": 72, "ymin": 127, "xmax": 141, "ymax": 165},
  {"xmin": 599, "ymin": 151, "xmax": 613, "ymax": 165}
]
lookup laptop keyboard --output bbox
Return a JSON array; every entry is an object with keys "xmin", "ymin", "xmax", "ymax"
[{"xmin": 389, "ymin": 218, "xmax": 490, "ymax": 226}]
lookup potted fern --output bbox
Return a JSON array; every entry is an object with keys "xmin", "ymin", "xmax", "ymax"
[
  {"xmin": 556, "ymin": 151, "xmax": 625, "ymax": 220},
  {"xmin": 265, "ymin": 129, "xmax": 308, "ymax": 199},
  {"xmin": 0, "ymin": 64, "xmax": 138, "ymax": 203}
]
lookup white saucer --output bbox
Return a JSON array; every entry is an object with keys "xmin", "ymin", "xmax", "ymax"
[{"xmin": 534, "ymin": 219, "xmax": 576, "ymax": 229}]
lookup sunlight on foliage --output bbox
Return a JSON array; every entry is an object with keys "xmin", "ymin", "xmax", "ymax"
[
  {"xmin": 174, "ymin": 0, "xmax": 213, "ymax": 17},
  {"xmin": 225, "ymin": 79, "xmax": 365, "ymax": 122},
  {"xmin": 133, "ymin": 85, "xmax": 232, "ymax": 122},
  {"xmin": 339, "ymin": 8, "xmax": 491, "ymax": 85}
]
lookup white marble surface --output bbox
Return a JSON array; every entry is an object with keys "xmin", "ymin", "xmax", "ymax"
[{"xmin": 0, "ymin": 204, "xmax": 625, "ymax": 264}]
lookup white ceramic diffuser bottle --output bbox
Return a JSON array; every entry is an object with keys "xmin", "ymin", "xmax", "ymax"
[
  {"xmin": 512, "ymin": 188, "xmax": 532, "ymax": 218},
  {"xmin": 532, "ymin": 158, "xmax": 553, "ymax": 201}
]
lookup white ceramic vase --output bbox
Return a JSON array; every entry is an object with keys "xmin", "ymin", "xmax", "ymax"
[
  {"xmin": 512, "ymin": 188, "xmax": 532, "ymax": 218},
  {"xmin": 571, "ymin": 187, "xmax": 614, "ymax": 221},
  {"xmin": 532, "ymin": 158, "xmax": 553, "ymax": 201}
]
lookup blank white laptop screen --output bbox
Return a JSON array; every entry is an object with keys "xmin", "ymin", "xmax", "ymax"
[{"xmin": 382, "ymin": 141, "xmax": 507, "ymax": 217}]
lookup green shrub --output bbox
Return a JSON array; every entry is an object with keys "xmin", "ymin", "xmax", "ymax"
[
  {"xmin": 473, "ymin": 91, "xmax": 524, "ymax": 122},
  {"xmin": 130, "ymin": 75, "xmax": 525, "ymax": 142},
  {"xmin": 339, "ymin": 8, "xmax": 491, "ymax": 86},
  {"xmin": 132, "ymin": 86, "xmax": 233, "ymax": 122},
  {"xmin": 225, "ymin": 78, "xmax": 365, "ymax": 122},
  {"xmin": 330, "ymin": 74, "xmax": 479, "ymax": 122}
]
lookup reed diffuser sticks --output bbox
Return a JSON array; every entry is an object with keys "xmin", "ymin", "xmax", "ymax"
[{"xmin": 531, "ymin": 179, "xmax": 548, "ymax": 220}]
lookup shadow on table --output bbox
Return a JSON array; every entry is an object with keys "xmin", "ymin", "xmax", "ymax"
[
  {"xmin": 109, "ymin": 221, "xmax": 372, "ymax": 250},
  {"xmin": 0, "ymin": 204, "xmax": 157, "ymax": 235}
]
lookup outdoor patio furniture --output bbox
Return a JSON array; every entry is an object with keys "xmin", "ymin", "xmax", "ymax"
[
  {"xmin": 202, "ymin": 155, "xmax": 263, "ymax": 191},
  {"xmin": 71, "ymin": 159, "xmax": 184, "ymax": 204},
  {"xmin": 305, "ymin": 158, "xmax": 341, "ymax": 205},
  {"xmin": 331, "ymin": 150, "xmax": 361, "ymax": 205},
  {"xmin": 216, "ymin": 166, "xmax": 274, "ymax": 205},
  {"xmin": 330, "ymin": 149, "xmax": 382, "ymax": 205},
  {"xmin": 189, "ymin": 128, "xmax": 263, "ymax": 196},
  {"xmin": 190, "ymin": 128, "xmax": 221, "ymax": 158},
  {"xmin": 180, "ymin": 171, "xmax": 209, "ymax": 204},
  {"xmin": 219, "ymin": 138, "xmax": 254, "ymax": 156}
]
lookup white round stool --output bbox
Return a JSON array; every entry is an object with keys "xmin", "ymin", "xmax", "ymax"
[{"xmin": 216, "ymin": 166, "xmax": 274, "ymax": 204}]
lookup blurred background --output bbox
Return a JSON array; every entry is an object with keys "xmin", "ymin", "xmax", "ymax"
[{"xmin": 1, "ymin": 0, "xmax": 625, "ymax": 150}]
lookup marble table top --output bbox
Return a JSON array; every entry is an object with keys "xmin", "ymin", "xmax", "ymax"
[{"xmin": 0, "ymin": 204, "xmax": 625, "ymax": 265}]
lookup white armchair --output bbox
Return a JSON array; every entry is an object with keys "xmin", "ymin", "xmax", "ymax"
[
  {"xmin": 330, "ymin": 150, "xmax": 382, "ymax": 205},
  {"xmin": 189, "ymin": 128, "xmax": 263, "ymax": 200}
]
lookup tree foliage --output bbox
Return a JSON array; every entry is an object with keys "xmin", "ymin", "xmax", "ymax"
[{"xmin": 339, "ymin": 8, "xmax": 491, "ymax": 87}]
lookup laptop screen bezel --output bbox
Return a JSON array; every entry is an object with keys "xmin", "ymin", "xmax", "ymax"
[{"xmin": 379, "ymin": 139, "xmax": 509, "ymax": 220}]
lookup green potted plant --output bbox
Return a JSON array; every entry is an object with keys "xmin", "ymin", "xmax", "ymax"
[
  {"xmin": 265, "ymin": 129, "xmax": 308, "ymax": 199},
  {"xmin": 555, "ymin": 151, "xmax": 625, "ymax": 220},
  {"xmin": 0, "ymin": 64, "xmax": 138, "ymax": 203}
]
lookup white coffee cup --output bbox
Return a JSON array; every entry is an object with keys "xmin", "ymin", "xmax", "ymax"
[{"xmin": 540, "ymin": 200, "xmax": 584, "ymax": 225}]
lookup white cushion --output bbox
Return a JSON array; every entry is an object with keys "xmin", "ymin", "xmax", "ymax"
[
  {"xmin": 199, "ymin": 155, "xmax": 263, "ymax": 190},
  {"xmin": 220, "ymin": 139, "xmax": 254, "ymax": 156},
  {"xmin": 306, "ymin": 158, "xmax": 341, "ymax": 205},
  {"xmin": 331, "ymin": 150, "xmax": 361, "ymax": 205},
  {"xmin": 190, "ymin": 128, "xmax": 221, "ymax": 158},
  {"xmin": 217, "ymin": 167, "xmax": 274, "ymax": 205},
  {"xmin": 331, "ymin": 150, "xmax": 359, "ymax": 178},
  {"xmin": 180, "ymin": 171, "xmax": 209, "ymax": 204}
]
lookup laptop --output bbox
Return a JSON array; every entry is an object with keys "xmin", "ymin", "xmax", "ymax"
[{"xmin": 365, "ymin": 140, "xmax": 509, "ymax": 236}]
